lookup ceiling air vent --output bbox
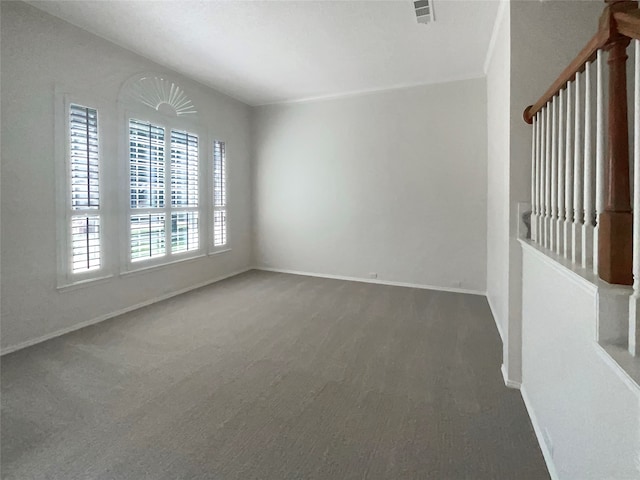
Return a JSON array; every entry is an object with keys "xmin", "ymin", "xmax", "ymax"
[{"xmin": 414, "ymin": 0, "xmax": 435, "ymax": 25}]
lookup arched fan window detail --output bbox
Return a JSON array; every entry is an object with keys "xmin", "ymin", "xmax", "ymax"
[{"xmin": 121, "ymin": 74, "xmax": 197, "ymax": 118}]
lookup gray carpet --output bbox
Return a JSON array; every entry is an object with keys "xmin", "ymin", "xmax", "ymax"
[{"xmin": 1, "ymin": 270, "xmax": 549, "ymax": 479}]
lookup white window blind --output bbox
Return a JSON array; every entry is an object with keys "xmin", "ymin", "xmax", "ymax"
[
  {"xmin": 130, "ymin": 214, "xmax": 165, "ymax": 261},
  {"xmin": 170, "ymin": 131, "xmax": 199, "ymax": 254},
  {"xmin": 128, "ymin": 120, "xmax": 200, "ymax": 263},
  {"xmin": 171, "ymin": 130, "xmax": 198, "ymax": 207},
  {"xmin": 71, "ymin": 215, "xmax": 100, "ymax": 273},
  {"xmin": 69, "ymin": 104, "xmax": 101, "ymax": 273},
  {"xmin": 130, "ymin": 119, "xmax": 165, "ymax": 209},
  {"xmin": 213, "ymin": 140, "xmax": 227, "ymax": 247},
  {"xmin": 171, "ymin": 211, "xmax": 199, "ymax": 253},
  {"xmin": 70, "ymin": 105, "xmax": 99, "ymax": 209}
]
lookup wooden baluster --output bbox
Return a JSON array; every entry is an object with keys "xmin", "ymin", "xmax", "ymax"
[
  {"xmin": 565, "ymin": 80, "xmax": 575, "ymax": 259},
  {"xmin": 594, "ymin": 50, "xmax": 606, "ymax": 274},
  {"xmin": 540, "ymin": 106, "xmax": 546, "ymax": 246},
  {"xmin": 558, "ymin": 89, "xmax": 566, "ymax": 254},
  {"xmin": 599, "ymin": 36, "xmax": 633, "ymax": 285},
  {"xmin": 546, "ymin": 103, "xmax": 552, "ymax": 248},
  {"xmin": 630, "ymin": 39, "xmax": 640, "ymax": 356},
  {"xmin": 544, "ymin": 101, "xmax": 553, "ymax": 248},
  {"xmin": 583, "ymin": 61, "xmax": 596, "ymax": 268},
  {"xmin": 537, "ymin": 108, "xmax": 543, "ymax": 245},
  {"xmin": 531, "ymin": 115, "xmax": 538, "ymax": 242},
  {"xmin": 537, "ymin": 108, "xmax": 543, "ymax": 244},
  {"xmin": 573, "ymin": 71, "xmax": 584, "ymax": 264},
  {"xmin": 539, "ymin": 109, "xmax": 545, "ymax": 244},
  {"xmin": 551, "ymin": 95, "xmax": 558, "ymax": 252}
]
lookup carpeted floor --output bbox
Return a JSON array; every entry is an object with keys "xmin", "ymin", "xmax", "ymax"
[{"xmin": 1, "ymin": 270, "xmax": 549, "ymax": 479}]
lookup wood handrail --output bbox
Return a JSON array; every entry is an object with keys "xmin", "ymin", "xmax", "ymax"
[
  {"xmin": 523, "ymin": 1, "xmax": 639, "ymax": 124},
  {"xmin": 523, "ymin": 31, "xmax": 607, "ymax": 124},
  {"xmin": 614, "ymin": 9, "xmax": 640, "ymax": 39}
]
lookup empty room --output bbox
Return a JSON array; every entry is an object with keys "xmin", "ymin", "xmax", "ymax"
[{"xmin": 1, "ymin": 0, "xmax": 639, "ymax": 479}]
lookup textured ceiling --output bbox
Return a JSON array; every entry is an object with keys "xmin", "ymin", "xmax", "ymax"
[{"xmin": 29, "ymin": 0, "xmax": 500, "ymax": 106}]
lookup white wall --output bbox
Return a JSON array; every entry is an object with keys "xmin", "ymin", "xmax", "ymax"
[
  {"xmin": 487, "ymin": 0, "xmax": 605, "ymax": 385},
  {"xmin": 252, "ymin": 79, "xmax": 488, "ymax": 293},
  {"xmin": 522, "ymin": 247, "xmax": 640, "ymax": 480},
  {"xmin": 485, "ymin": 1, "xmax": 510, "ymax": 349},
  {"xmin": 0, "ymin": 2, "xmax": 252, "ymax": 351}
]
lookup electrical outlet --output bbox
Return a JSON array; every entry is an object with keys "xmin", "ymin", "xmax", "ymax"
[{"xmin": 368, "ymin": 272, "xmax": 378, "ymax": 279}]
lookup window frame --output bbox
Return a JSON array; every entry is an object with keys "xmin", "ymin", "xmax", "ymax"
[
  {"xmin": 209, "ymin": 139, "xmax": 231, "ymax": 255},
  {"xmin": 119, "ymin": 107, "xmax": 210, "ymax": 274},
  {"xmin": 56, "ymin": 85, "xmax": 234, "ymax": 287},
  {"xmin": 56, "ymin": 91, "xmax": 114, "ymax": 289}
]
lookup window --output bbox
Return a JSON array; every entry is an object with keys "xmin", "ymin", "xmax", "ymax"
[
  {"xmin": 68, "ymin": 103, "xmax": 101, "ymax": 275},
  {"xmin": 171, "ymin": 130, "xmax": 199, "ymax": 253},
  {"xmin": 57, "ymin": 77, "xmax": 231, "ymax": 286},
  {"xmin": 213, "ymin": 140, "xmax": 227, "ymax": 247},
  {"xmin": 128, "ymin": 119, "xmax": 200, "ymax": 264}
]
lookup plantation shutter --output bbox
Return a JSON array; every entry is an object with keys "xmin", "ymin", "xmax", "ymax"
[
  {"xmin": 213, "ymin": 140, "xmax": 227, "ymax": 246},
  {"xmin": 170, "ymin": 130, "xmax": 199, "ymax": 253},
  {"xmin": 129, "ymin": 119, "xmax": 165, "ymax": 209},
  {"xmin": 69, "ymin": 104, "xmax": 101, "ymax": 273}
]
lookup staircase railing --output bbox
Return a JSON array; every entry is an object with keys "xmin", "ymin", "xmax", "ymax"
[{"xmin": 523, "ymin": 0, "xmax": 640, "ymax": 356}]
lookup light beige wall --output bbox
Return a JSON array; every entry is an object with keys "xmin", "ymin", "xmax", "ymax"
[
  {"xmin": 486, "ymin": 1, "xmax": 510, "ymax": 351},
  {"xmin": 253, "ymin": 78, "xmax": 488, "ymax": 293}
]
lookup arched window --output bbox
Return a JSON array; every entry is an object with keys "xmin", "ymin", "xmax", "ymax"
[{"xmin": 56, "ymin": 73, "xmax": 230, "ymax": 287}]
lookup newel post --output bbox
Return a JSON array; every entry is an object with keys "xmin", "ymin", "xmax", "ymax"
[{"xmin": 599, "ymin": 2, "xmax": 634, "ymax": 284}]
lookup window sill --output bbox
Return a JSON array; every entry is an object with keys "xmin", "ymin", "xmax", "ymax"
[
  {"xmin": 121, "ymin": 253, "xmax": 207, "ymax": 278},
  {"xmin": 57, "ymin": 274, "xmax": 115, "ymax": 293},
  {"xmin": 57, "ymin": 249, "xmax": 231, "ymax": 289},
  {"xmin": 208, "ymin": 248, "xmax": 232, "ymax": 257}
]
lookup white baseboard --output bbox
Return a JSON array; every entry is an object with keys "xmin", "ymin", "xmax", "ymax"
[
  {"xmin": 487, "ymin": 295, "xmax": 505, "ymax": 344},
  {"xmin": 501, "ymin": 363, "xmax": 521, "ymax": 389},
  {"xmin": 1, "ymin": 267, "xmax": 252, "ymax": 356},
  {"xmin": 520, "ymin": 386, "xmax": 560, "ymax": 480},
  {"xmin": 254, "ymin": 266, "xmax": 486, "ymax": 296}
]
